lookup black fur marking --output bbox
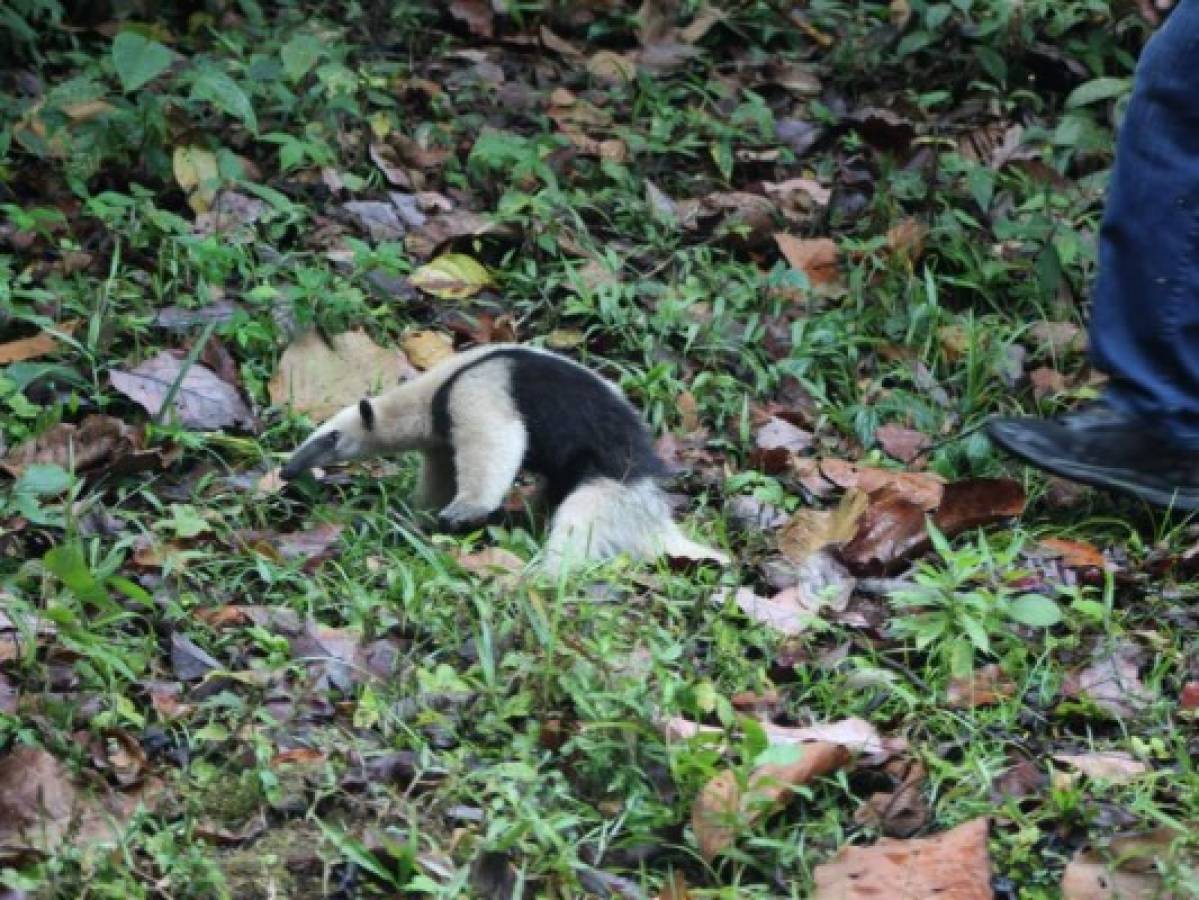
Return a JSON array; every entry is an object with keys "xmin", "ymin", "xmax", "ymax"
[
  {"xmin": 359, "ymin": 398, "xmax": 375, "ymax": 432},
  {"xmin": 431, "ymin": 349, "xmax": 667, "ymax": 507}
]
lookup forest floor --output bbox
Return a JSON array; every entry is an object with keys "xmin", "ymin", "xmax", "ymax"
[{"xmin": 1, "ymin": 1, "xmax": 1197, "ymax": 897}]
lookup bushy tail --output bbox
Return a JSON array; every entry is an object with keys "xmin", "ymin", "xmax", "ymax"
[{"xmin": 539, "ymin": 477, "xmax": 729, "ymax": 577}]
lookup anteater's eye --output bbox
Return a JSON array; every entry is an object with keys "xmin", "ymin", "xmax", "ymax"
[{"xmin": 323, "ymin": 430, "xmax": 341, "ymax": 446}]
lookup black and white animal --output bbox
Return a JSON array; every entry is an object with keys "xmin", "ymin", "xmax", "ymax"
[{"xmin": 280, "ymin": 344, "xmax": 729, "ymax": 575}]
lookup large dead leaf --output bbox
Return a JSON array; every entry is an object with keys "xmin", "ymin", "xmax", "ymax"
[
  {"xmin": 946, "ymin": 664, "xmax": 1016, "ymax": 709},
  {"xmin": 819, "ymin": 459, "xmax": 945, "ymax": 509},
  {"xmin": 1052, "ymin": 751, "xmax": 1149, "ymax": 785},
  {"xmin": 0, "ymin": 746, "xmax": 76, "ymax": 859},
  {"xmin": 1061, "ymin": 829, "xmax": 1195, "ymax": 900},
  {"xmin": 774, "ymin": 235, "xmax": 840, "ymax": 286},
  {"xmin": 675, "ymin": 192, "xmax": 776, "ymax": 244},
  {"xmin": 812, "ymin": 817, "xmax": 992, "ymax": 899},
  {"xmin": 111, "ymin": 351, "xmax": 256, "ymax": 431},
  {"xmin": 875, "ymin": 424, "xmax": 930, "ymax": 464},
  {"xmin": 932, "ymin": 478, "xmax": 1026, "ymax": 534},
  {"xmin": 269, "ymin": 329, "xmax": 411, "ymax": 420},
  {"xmin": 839, "ymin": 489, "xmax": 928, "ymax": 572},
  {"xmin": 1062, "ymin": 641, "xmax": 1153, "ymax": 719},
  {"xmin": 0, "ymin": 319, "xmax": 78, "ymax": 365},
  {"xmin": 173, "ymin": 145, "xmax": 220, "ymax": 214},
  {"xmin": 0, "ymin": 415, "xmax": 153, "ymax": 479},
  {"xmin": 410, "ymin": 253, "xmax": 493, "ymax": 300},
  {"xmin": 693, "ymin": 742, "xmax": 849, "ymax": 860}
]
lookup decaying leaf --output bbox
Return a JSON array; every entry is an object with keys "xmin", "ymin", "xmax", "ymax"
[
  {"xmin": 1061, "ymin": 829, "xmax": 1195, "ymax": 900},
  {"xmin": 0, "ymin": 319, "xmax": 78, "ymax": 365},
  {"xmin": 886, "ymin": 218, "xmax": 928, "ymax": 265},
  {"xmin": 400, "ymin": 330, "xmax": 455, "ymax": 370},
  {"xmin": 875, "ymin": 423, "xmax": 930, "ymax": 464},
  {"xmin": 779, "ymin": 489, "xmax": 869, "ymax": 564},
  {"xmin": 1062, "ymin": 641, "xmax": 1153, "ymax": 719},
  {"xmin": 0, "ymin": 746, "xmax": 76, "ymax": 859},
  {"xmin": 818, "ymin": 460, "xmax": 945, "ymax": 509},
  {"xmin": 946, "ymin": 664, "xmax": 1016, "ymax": 709},
  {"xmin": 853, "ymin": 761, "xmax": 928, "ymax": 837},
  {"xmin": 812, "ymin": 817, "xmax": 992, "ymax": 900},
  {"xmin": 693, "ymin": 742, "xmax": 850, "ymax": 860},
  {"xmin": 455, "ymin": 547, "xmax": 525, "ymax": 580},
  {"xmin": 410, "ymin": 253, "xmax": 494, "ymax": 300},
  {"xmin": 774, "ymin": 234, "xmax": 840, "ymax": 286},
  {"xmin": 0, "ymin": 415, "xmax": 153, "ymax": 479},
  {"xmin": 269, "ymin": 329, "xmax": 412, "ymax": 420},
  {"xmin": 1052, "ymin": 751, "xmax": 1149, "ymax": 786},
  {"xmin": 111, "ymin": 351, "xmax": 256, "ymax": 431},
  {"xmin": 172, "ymin": 145, "xmax": 220, "ymax": 215}
]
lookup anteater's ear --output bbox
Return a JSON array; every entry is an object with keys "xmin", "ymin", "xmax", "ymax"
[{"xmin": 359, "ymin": 398, "xmax": 375, "ymax": 432}]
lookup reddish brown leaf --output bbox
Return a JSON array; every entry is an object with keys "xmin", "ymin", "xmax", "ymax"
[
  {"xmin": 1180, "ymin": 682, "xmax": 1199, "ymax": 710},
  {"xmin": 1039, "ymin": 537, "xmax": 1106, "ymax": 569},
  {"xmin": 853, "ymin": 761, "xmax": 928, "ymax": 837},
  {"xmin": 812, "ymin": 817, "xmax": 992, "ymax": 899},
  {"xmin": 840, "ymin": 489, "xmax": 927, "ymax": 573},
  {"xmin": 932, "ymin": 478, "xmax": 1026, "ymax": 535},
  {"xmin": 875, "ymin": 423, "xmax": 930, "ymax": 464},
  {"xmin": 1029, "ymin": 366, "xmax": 1067, "ymax": 400},
  {"xmin": 820, "ymin": 459, "xmax": 945, "ymax": 509},
  {"xmin": 886, "ymin": 217, "xmax": 928, "ymax": 265}
]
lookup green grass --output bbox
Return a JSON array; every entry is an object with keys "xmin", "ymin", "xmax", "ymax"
[{"xmin": 2, "ymin": 0, "xmax": 1198, "ymax": 897}]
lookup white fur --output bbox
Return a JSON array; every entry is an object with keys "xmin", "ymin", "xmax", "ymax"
[{"xmin": 285, "ymin": 345, "xmax": 730, "ymax": 575}]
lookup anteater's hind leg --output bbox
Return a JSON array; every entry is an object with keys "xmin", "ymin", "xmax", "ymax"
[{"xmin": 412, "ymin": 450, "xmax": 456, "ymax": 512}]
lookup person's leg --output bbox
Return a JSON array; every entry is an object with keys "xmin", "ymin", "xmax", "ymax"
[
  {"xmin": 1089, "ymin": 0, "xmax": 1199, "ymax": 445},
  {"xmin": 987, "ymin": 2, "xmax": 1199, "ymax": 508}
]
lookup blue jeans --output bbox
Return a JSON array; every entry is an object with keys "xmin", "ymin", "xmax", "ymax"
[{"xmin": 1089, "ymin": 0, "xmax": 1199, "ymax": 448}]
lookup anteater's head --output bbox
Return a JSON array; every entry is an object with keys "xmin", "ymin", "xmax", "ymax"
[{"xmin": 281, "ymin": 398, "xmax": 377, "ymax": 481}]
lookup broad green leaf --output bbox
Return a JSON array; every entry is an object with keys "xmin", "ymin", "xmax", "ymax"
[
  {"xmin": 1008, "ymin": 594, "xmax": 1064, "ymax": 628},
  {"xmin": 190, "ymin": 68, "xmax": 258, "ymax": 132},
  {"xmin": 112, "ymin": 31, "xmax": 173, "ymax": 92},
  {"xmin": 15, "ymin": 463, "xmax": 71, "ymax": 496},
  {"xmin": 409, "ymin": 253, "xmax": 494, "ymax": 300},
  {"xmin": 43, "ymin": 542, "xmax": 107, "ymax": 604},
  {"xmin": 281, "ymin": 33, "xmax": 322, "ymax": 81},
  {"xmin": 1065, "ymin": 77, "xmax": 1131, "ymax": 109}
]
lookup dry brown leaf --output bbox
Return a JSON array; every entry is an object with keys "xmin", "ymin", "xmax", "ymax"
[
  {"xmin": 1052, "ymin": 751, "xmax": 1149, "ymax": 785},
  {"xmin": 0, "ymin": 319, "xmax": 78, "ymax": 365},
  {"xmin": 932, "ymin": 478, "xmax": 1027, "ymax": 534},
  {"xmin": 732, "ymin": 585, "xmax": 823, "ymax": 636},
  {"xmin": 853, "ymin": 762, "xmax": 928, "ymax": 837},
  {"xmin": 946, "ymin": 664, "xmax": 1016, "ymax": 709},
  {"xmin": 448, "ymin": 0, "xmax": 494, "ymax": 37},
  {"xmin": 775, "ymin": 234, "xmax": 840, "ymax": 286},
  {"xmin": 1062, "ymin": 641, "xmax": 1153, "ymax": 719},
  {"xmin": 656, "ymin": 870, "xmax": 692, "ymax": 900},
  {"xmin": 0, "ymin": 746, "xmax": 76, "ymax": 859},
  {"xmin": 455, "ymin": 547, "xmax": 525, "ymax": 579},
  {"xmin": 840, "ymin": 489, "xmax": 927, "ymax": 573},
  {"xmin": 779, "ymin": 489, "xmax": 869, "ymax": 564},
  {"xmin": 1030, "ymin": 366, "xmax": 1067, "ymax": 400},
  {"xmin": 405, "ymin": 209, "xmax": 497, "ymax": 260},
  {"xmin": 937, "ymin": 323, "xmax": 971, "ymax": 360},
  {"xmin": 693, "ymin": 742, "xmax": 849, "ymax": 860},
  {"xmin": 1181, "ymin": 682, "xmax": 1199, "ymax": 710},
  {"xmin": 875, "ymin": 423, "xmax": 930, "ymax": 464},
  {"xmin": 1028, "ymin": 321, "xmax": 1085, "ymax": 355},
  {"xmin": 886, "ymin": 218, "xmax": 928, "ymax": 265},
  {"xmin": 269, "ymin": 329, "xmax": 412, "ymax": 420},
  {"xmin": 111, "ymin": 352, "xmax": 256, "ymax": 431},
  {"xmin": 1061, "ymin": 830, "xmax": 1194, "ymax": 900},
  {"xmin": 820, "ymin": 459, "xmax": 945, "ymax": 509},
  {"xmin": 812, "ymin": 817, "xmax": 992, "ymax": 900},
  {"xmin": 0, "ymin": 415, "xmax": 151, "ymax": 479},
  {"xmin": 400, "ymin": 330, "xmax": 455, "ymax": 370},
  {"xmin": 1039, "ymin": 537, "xmax": 1106, "ymax": 569},
  {"xmin": 761, "ymin": 716, "xmax": 885, "ymax": 755},
  {"xmin": 587, "ymin": 50, "xmax": 637, "ymax": 82}
]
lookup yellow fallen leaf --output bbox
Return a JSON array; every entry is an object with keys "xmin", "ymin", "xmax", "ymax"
[
  {"xmin": 172, "ymin": 146, "xmax": 220, "ymax": 215},
  {"xmin": 269, "ymin": 329, "xmax": 412, "ymax": 420},
  {"xmin": 0, "ymin": 320, "xmax": 79, "ymax": 366},
  {"xmin": 409, "ymin": 253, "xmax": 493, "ymax": 300},
  {"xmin": 400, "ymin": 330, "xmax": 455, "ymax": 370},
  {"xmin": 587, "ymin": 50, "xmax": 637, "ymax": 82}
]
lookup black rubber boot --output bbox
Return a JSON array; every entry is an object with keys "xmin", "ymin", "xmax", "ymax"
[{"xmin": 987, "ymin": 404, "xmax": 1199, "ymax": 511}]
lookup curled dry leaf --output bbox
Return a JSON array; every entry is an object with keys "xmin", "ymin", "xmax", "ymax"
[
  {"xmin": 111, "ymin": 351, "xmax": 256, "ymax": 432},
  {"xmin": 1052, "ymin": 751, "xmax": 1149, "ymax": 786},
  {"xmin": 269, "ymin": 329, "xmax": 412, "ymax": 420},
  {"xmin": 853, "ymin": 761, "xmax": 928, "ymax": 838},
  {"xmin": 779, "ymin": 489, "xmax": 869, "ymax": 564},
  {"xmin": 812, "ymin": 817, "xmax": 992, "ymax": 900},
  {"xmin": 819, "ymin": 459, "xmax": 945, "ymax": 509},
  {"xmin": 0, "ymin": 319, "xmax": 78, "ymax": 365},
  {"xmin": 675, "ymin": 192, "xmax": 776, "ymax": 244},
  {"xmin": 693, "ymin": 742, "xmax": 849, "ymax": 860},
  {"xmin": 400, "ymin": 330, "xmax": 455, "ymax": 370},
  {"xmin": 406, "ymin": 209, "xmax": 497, "ymax": 260}
]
